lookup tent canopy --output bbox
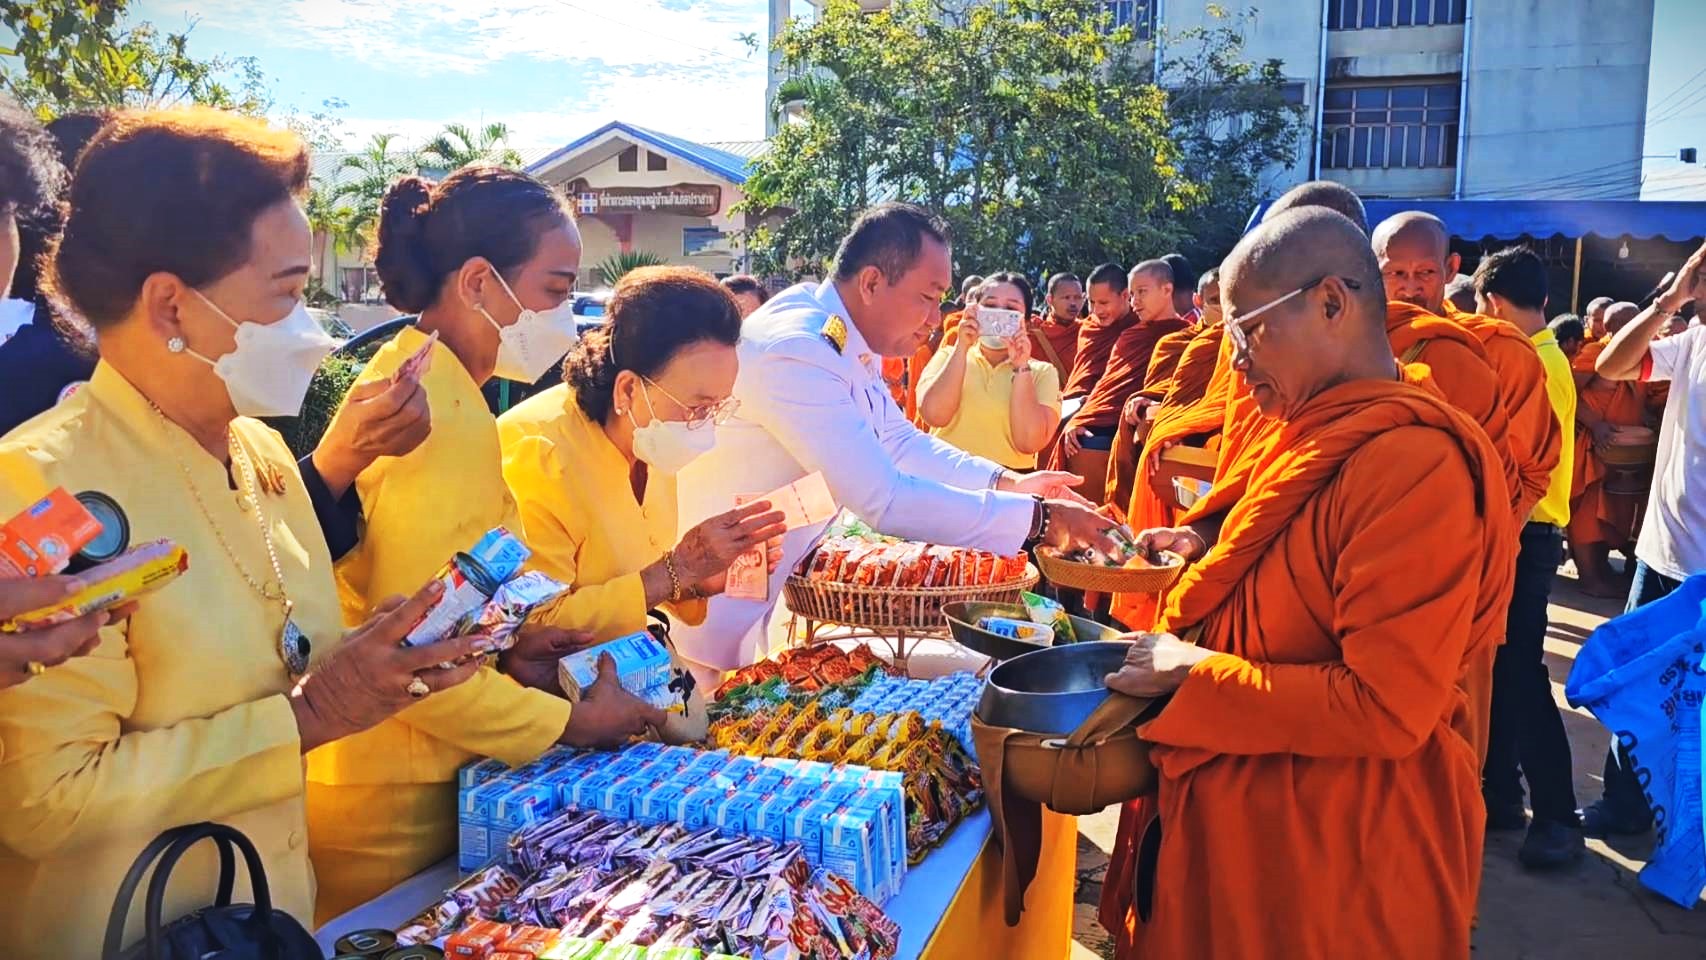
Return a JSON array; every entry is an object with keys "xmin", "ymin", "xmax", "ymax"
[{"xmin": 1244, "ymin": 199, "xmax": 1706, "ymax": 242}]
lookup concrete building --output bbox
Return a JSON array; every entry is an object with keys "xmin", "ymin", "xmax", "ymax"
[{"xmin": 766, "ymin": 0, "xmax": 1656, "ymax": 200}]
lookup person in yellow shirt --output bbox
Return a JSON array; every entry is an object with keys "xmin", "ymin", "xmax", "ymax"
[
  {"xmin": 500, "ymin": 267, "xmax": 789, "ymax": 692},
  {"xmin": 0, "ymin": 108, "xmax": 485, "ymax": 957},
  {"xmin": 917, "ymin": 273, "xmax": 1063, "ymax": 470},
  {"xmin": 307, "ymin": 165, "xmax": 666, "ymax": 921}
]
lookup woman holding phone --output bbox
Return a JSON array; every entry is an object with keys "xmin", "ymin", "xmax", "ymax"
[{"xmin": 916, "ymin": 272, "xmax": 1063, "ymax": 471}]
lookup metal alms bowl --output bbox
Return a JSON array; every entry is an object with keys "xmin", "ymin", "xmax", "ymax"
[
  {"xmin": 976, "ymin": 640, "xmax": 1134, "ymax": 735},
  {"xmin": 943, "ymin": 601, "xmax": 1124, "ymax": 662}
]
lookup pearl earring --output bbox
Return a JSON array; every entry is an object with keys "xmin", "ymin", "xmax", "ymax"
[{"xmin": 166, "ymin": 336, "xmax": 186, "ymax": 353}]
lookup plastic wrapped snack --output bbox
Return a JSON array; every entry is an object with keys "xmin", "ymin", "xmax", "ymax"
[
  {"xmin": 404, "ymin": 527, "xmax": 531, "ymax": 647},
  {"xmin": 1, "ymin": 539, "xmax": 187, "ymax": 631},
  {"xmin": 1021, "ymin": 591, "xmax": 1076, "ymax": 644},
  {"xmin": 456, "ymin": 571, "xmax": 570, "ymax": 656}
]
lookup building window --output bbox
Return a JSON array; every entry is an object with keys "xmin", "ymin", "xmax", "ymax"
[
  {"xmin": 647, "ymin": 151, "xmax": 668, "ymax": 171},
  {"xmin": 1101, "ymin": 0, "xmax": 1154, "ymax": 41},
  {"xmin": 1328, "ymin": 0, "xmax": 1464, "ymax": 30},
  {"xmin": 1320, "ymin": 81, "xmax": 1460, "ymax": 170},
  {"xmin": 684, "ymin": 227, "xmax": 727, "ymax": 256},
  {"xmin": 618, "ymin": 146, "xmax": 638, "ymax": 172}
]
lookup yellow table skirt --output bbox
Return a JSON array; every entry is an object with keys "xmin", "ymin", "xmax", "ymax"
[{"xmin": 920, "ymin": 810, "xmax": 1078, "ymax": 959}]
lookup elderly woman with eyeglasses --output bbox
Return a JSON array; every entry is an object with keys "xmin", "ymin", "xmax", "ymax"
[{"xmin": 499, "ymin": 267, "xmax": 786, "ymax": 689}]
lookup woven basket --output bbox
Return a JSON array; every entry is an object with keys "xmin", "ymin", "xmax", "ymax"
[
  {"xmin": 783, "ymin": 566, "xmax": 1040, "ymax": 632},
  {"xmin": 1035, "ymin": 549, "xmax": 1185, "ymax": 594},
  {"xmin": 1597, "ymin": 440, "xmax": 1658, "ymax": 466}
]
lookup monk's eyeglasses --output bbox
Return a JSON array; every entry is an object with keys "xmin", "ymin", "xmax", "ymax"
[{"xmin": 1226, "ymin": 276, "xmax": 1364, "ymax": 355}]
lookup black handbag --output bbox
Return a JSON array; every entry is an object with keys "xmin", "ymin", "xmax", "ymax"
[{"xmin": 102, "ymin": 821, "xmax": 323, "ymax": 960}]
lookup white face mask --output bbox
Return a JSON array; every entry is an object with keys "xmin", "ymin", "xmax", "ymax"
[
  {"xmin": 479, "ymin": 270, "xmax": 579, "ymax": 383},
  {"xmin": 628, "ymin": 379, "xmax": 717, "ymax": 475},
  {"xmin": 979, "ymin": 335, "xmax": 1009, "ymax": 353},
  {"xmin": 183, "ymin": 291, "xmax": 338, "ymax": 418}
]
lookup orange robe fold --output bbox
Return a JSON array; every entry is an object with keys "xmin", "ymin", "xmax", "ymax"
[
  {"xmin": 1445, "ymin": 304, "xmax": 1563, "ymax": 520},
  {"xmin": 1101, "ymin": 378, "xmax": 1514, "ymax": 960},
  {"xmin": 1046, "ymin": 315, "xmax": 1190, "ymax": 471},
  {"xmin": 1060, "ymin": 310, "xmax": 1138, "ymax": 400},
  {"xmin": 1568, "ymin": 347, "xmax": 1648, "ymax": 549},
  {"xmin": 1028, "ymin": 315, "xmax": 1079, "ymax": 385},
  {"xmin": 1105, "ymin": 324, "xmax": 1204, "ymax": 508}
]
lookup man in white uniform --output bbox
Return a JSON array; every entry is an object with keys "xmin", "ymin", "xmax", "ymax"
[{"xmin": 675, "ymin": 203, "xmax": 1118, "ymax": 678}]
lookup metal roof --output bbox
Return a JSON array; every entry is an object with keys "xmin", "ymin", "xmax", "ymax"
[
  {"xmin": 525, "ymin": 121, "xmax": 757, "ymax": 184},
  {"xmin": 1246, "ymin": 198, "xmax": 1706, "ymax": 241}
]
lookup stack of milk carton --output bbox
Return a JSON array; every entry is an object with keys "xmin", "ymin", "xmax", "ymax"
[
  {"xmin": 455, "ymin": 742, "xmax": 908, "ymax": 903},
  {"xmin": 847, "ymin": 672, "xmax": 982, "ymax": 753}
]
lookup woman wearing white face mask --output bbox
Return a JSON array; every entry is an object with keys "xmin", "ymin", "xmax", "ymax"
[
  {"xmin": 306, "ymin": 166, "xmax": 668, "ymax": 922},
  {"xmin": 917, "ymin": 272, "xmax": 1063, "ymax": 470},
  {"xmin": 0, "ymin": 108, "xmax": 488, "ymax": 956},
  {"xmin": 500, "ymin": 267, "xmax": 788, "ymax": 692}
]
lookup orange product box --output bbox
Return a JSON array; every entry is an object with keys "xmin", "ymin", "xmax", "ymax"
[
  {"xmin": 0, "ymin": 488, "xmax": 103, "ymax": 578},
  {"xmin": 445, "ymin": 918, "xmax": 513, "ymax": 959},
  {"xmin": 497, "ymin": 925, "xmax": 557, "ymax": 957}
]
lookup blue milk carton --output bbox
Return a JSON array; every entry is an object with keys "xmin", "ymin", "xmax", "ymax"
[
  {"xmin": 556, "ymin": 630, "xmax": 673, "ymax": 702},
  {"xmin": 712, "ymin": 790, "xmax": 763, "ymax": 837},
  {"xmin": 823, "ymin": 805, "xmax": 881, "ymax": 900},
  {"xmin": 636, "ymin": 777, "xmax": 686, "ymax": 825},
  {"xmin": 753, "ymin": 790, "xmax": 797, "ymax": 844},
  {"xmin": 458, "ymin": 776, "xmax": 518, "ymax": 870},
  {"xmin": 568, "ymin": 769, "xmax": 620, "ymax": 811},
  {"xmin": 790, "ymin": 794, "xmax": 846, "ymax": 864},
  {"xmin": 679, "ymin": 782, "xmax": 726, "ymax": 832},
  {"xmin": 458, "ymin": 758, "xmax": 511, "ymax": 792},
  {"xmin": 490, "ymin": 781, "xmax": 558, "ymax": 860}
]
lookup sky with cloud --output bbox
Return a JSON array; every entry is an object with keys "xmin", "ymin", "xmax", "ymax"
[{"xmin": 99, "ymin": 0, "xmax": 1706, "ymax": 199}]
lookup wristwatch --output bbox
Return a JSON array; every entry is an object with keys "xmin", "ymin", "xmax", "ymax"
[{"xmin": 1021, "ymin": 496, "xmax": 1051, "ymax": 550}]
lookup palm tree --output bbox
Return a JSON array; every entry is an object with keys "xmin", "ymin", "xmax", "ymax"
[
  {"xmin": 333, "ymin": 132, "xmax": 418, "ymax": 215},
  {"xmin": 305, "ymin": 182, "xmax": 339, "ymax": 285},
  {"xmin": 596, "ymin": 250, "xmax": 671, "ymax": 287},
  {"xmin": 418, "ymin": 122, "xmax": 524, "ymax": 171}
]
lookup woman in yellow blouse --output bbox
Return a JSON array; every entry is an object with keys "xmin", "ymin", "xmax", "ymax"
[
  {"xmin": 500, "ymin": 267, "xmax": 788, "ymax": 689},
  {"xmin": 307, "ymin": 167, "xmax": 670, "ymax": 921},
  {"xmin": 0, "ymin": 109, "xmax": 484, "ymax": 956},
  {"xmin": 917, "ymin": 273, "xmax": 1062, "ymax": 471}
]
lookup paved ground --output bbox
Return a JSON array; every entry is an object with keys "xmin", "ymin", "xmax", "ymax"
[{"xmin": 1066, "ymin": 563, "xmax": 1706, "ymax": 959}]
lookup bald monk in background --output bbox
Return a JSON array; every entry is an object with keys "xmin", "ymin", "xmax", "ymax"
[
  {"xmin": 1107, "ymin": 182, "xmax": 1371, "ymax": 628},
  {"xmin": 1105, "ymin": 269, "xmax": 1222, "ymax": 510},
  {"xmin": 1099, "ymin": 208, "xmax": 1512, "ymax": 959},
  {"xmin": 1050, "ymin": 260, "xmax": 1190, "ymax": 491},
  {"xmin": 1569, "ymin": 300, "xmax": 1650, "ymax": 595},
  {"xmin": 1375, "ymin": 212, "xmax": 1560, "ymax": 519}
]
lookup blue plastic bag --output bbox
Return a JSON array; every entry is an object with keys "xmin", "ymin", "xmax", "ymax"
[{"xmin": 1565, "ymin": 574, "xmax": 1706, "ymax": 908}]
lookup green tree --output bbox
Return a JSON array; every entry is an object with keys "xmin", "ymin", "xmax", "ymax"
[
  {"xmin": 418, "ymin": 121, "xmax": 524, "ymax": 171},
  {"xmin": 333, "ymin": 132, "xmax": 418, "ymax": 235},
  {"xmin": 0, "ymin": 0, "xmax": 270, "ymax": 119},
  {"xmin": 740, "ymin": 0, "xmax": 1301, "ymax": 279},
  {"xmin": 596, "ymin": 250, "xmax": 670, "ymax": 287}
]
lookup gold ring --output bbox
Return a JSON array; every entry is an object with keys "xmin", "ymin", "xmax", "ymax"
[
  {"xmin": 406, "ymin": 676, "xmax": 430, "ymax": 699},
  {"xmin": 26, "ymin": 661, "xmax": 45, "ymax": 676}
]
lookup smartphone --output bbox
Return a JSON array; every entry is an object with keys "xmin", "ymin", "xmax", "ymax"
[{"xmin": 977, "ymin": 307, "xmax": 1024, "ymax": 339}]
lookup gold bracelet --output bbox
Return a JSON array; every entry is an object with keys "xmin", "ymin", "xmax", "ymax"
[{"xmin": 663, "ymin": 549, "xmax": 683, "ymax": 602}]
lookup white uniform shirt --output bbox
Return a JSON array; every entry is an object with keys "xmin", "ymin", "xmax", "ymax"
[
  {"xmin": 1635, "ymin": 324, "xmax": 1706, "ymax": 582},
  {"xmin": 673, "ymin": 280, "xmax": 1036, "ymax": 670}
]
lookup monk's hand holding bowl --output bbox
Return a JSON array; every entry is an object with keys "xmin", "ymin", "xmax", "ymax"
[
  {"xmin": 1104, "ymin": 632, "xmax": 1212, "ymax": 697},
  {"xmin": 1135, "ymin": 526, "xmax": 1209, "ymax": 563}
]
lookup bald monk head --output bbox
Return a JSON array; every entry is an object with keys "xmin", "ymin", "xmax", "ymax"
[
  {"xmin": 1372, "ymin": 211, "xmax": 1461, "ymax": 316},
  {"xmin": 1605, "ymin": 301, "xmax": 1640, "ymax": 336},
  {"xmin": 1128, "ymin": 259, "xmax": 1177, "ymax": 322},
  {"xmin": 1197, "ymin": 268, "xmax": 1222, "ymax": 326},
  {"xmin": 1222, "ymin": 207, "xmax": 1393, "ymax": 420},
  {"xmin": 1585, "ymin": 296, "xmax": 1614, "ymax": 340},
  {"xmin": 1262, "ymin": 179, "xmax": 1369, "ymax": 234}
]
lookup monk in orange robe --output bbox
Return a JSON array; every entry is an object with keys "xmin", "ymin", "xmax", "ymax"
[
  {"xmin": 1100, "ymin": 208, "xmax": 1512, "ymax": 960},
  {"xmin": 1106, "ymin": 270, "xmax": 1221, "ymax": 520},
  {"xmin": 1058, "ymin": 263, "xmax": 1137, "ymax": 400},
  {"xmin": 1028, "ymin": 271, "xmax": 1084, "ymax": 384},
  {"xmin": 1048, "ymin": 261, "xmax": 1189, "ymax": 489},
  {"xmin": 1568, "ymin": 301, "xmax": 1649, "ymax": 594}
]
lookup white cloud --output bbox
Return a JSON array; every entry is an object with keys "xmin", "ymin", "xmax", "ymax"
[{"xmin": 188, "ymin": 0, "xmax": 771, "ymax": 150}]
